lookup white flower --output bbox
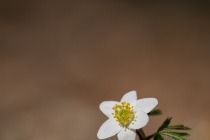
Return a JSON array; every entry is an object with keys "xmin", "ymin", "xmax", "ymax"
[{"xmin": 97, "ymin": 90, "xmax": 158, "ymax": 140}]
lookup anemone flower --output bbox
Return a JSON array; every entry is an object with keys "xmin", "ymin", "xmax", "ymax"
[{"xmin": 97, "ymin": 90, "xmax": 158, "ymax": 140}]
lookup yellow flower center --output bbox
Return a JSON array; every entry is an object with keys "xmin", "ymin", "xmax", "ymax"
[{"xmin": 112, "ymin": 102, "xmax": 134, "ymax": 126}]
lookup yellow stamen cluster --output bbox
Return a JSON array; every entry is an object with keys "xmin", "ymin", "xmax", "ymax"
[{"xmin": 112, "ymin": 102, "xmax": 134, "ymax": 126}]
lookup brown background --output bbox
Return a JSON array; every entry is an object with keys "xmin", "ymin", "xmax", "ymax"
[{"xmin": 0, "ymin": 0, "xmax": 210, "ymax": 140}]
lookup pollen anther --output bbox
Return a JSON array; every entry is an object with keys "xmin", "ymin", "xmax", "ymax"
[{"xmin": 112, "ymin": 102, "xmax": 134, "ymax": 126}]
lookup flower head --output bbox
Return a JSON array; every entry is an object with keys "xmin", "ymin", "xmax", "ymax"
[{"xmin": 97, "ymin": 90, "xmax": 158, "ymax": 140}]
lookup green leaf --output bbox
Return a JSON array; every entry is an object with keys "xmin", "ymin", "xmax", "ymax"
[
  {"xmin": 155, "ymin": 117, "xmax": 191, "ymax": 140},
  {"xmin": 166, "ymin": 125, "xmax": 191, "ymax": 130},
  {"xmin": 157, "ymin": 134, "xmax": 165, "ymax": 140},
  {"xmin": 158, "ymin": 117, "xmax": 172, "ymax": 132},
  {"xmin": 154, "ymin": 135, "xmax": 159, "ymax": 140},
  {"xmin": 160, "ymin": 132, "xmax": 190, "ymax": 140},
  {"xmin": 154, "ymin": 134, "xmax": 165, "ymax": 140},
  {"xmin": 148, "ymin": 109, "xmax": 162, "ymax": 116}
]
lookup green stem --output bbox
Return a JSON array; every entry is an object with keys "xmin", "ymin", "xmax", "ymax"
[
  {"xmin": 145, "ymin": 133, "xmax": 155, "ymax": 140},
  {"xmin": 136, "ymin": 129, "xmax": 155, "ymax": 140},
  {"xmin": 136, "ymin": 130, "xmax": 143, "ymax": 140},
  {"xmin": 139, "ymin": 129, "xmax": 146, "ymax": 139},
  {"xmin": 136, "ymin": 129, "xmax": 146, "ymax": 140}
]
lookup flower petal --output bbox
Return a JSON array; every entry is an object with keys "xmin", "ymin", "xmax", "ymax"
[
  {"xmin": 120, "ymin": 90, "xmax": 137, "ymax": 105},
  {"xmin": 135, "ymin": 98, "xmax": 158, "ymax": 113},
  {"xmin": 97, "ymin": 118, "xmax": 122, "ymax": 139},
  {"xmin": 128, "ymin": 111, "xmax": 149, "ymax": 129},
  {"xmin": 117, "ymin": 129, "xmax": 136, "ymax": 140},
  {"xmin": 99, "ymin": 101, "xmax": 120, "ymax": 118}
]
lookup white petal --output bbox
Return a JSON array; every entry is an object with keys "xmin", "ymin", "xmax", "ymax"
[
  {"xmin": 97, "ymin": 118, "xmax": 122, "ymax": 139},
  {"xmin": 99, "ymin": 101, "xmax": 120, "ymax": 118},
  {"xmin": 135, "ymin": 98, "xmax": 158, "ymax": 113},
  {"xmin": 117, "ymin": 129, "xmax": 136, "ymax": 140},
  {"xmin": 120, "ymin": 91, "xmax": 137, "ymax": 105},
  {"xmin": 129, "ymin": 111, "xmax": 149, "ymax": 129}
]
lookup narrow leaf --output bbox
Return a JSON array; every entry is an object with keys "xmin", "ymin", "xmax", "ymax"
[
  {"xmin": 157, "ymin": 134, "xmax": 165, "ymax": 140},
  {"xmin": 158, "ymin": 117, "xmax": 172, "ymax": 132},
  {"xmin": 148, "ymin": 109, "xmax": 162, "ymax": 116},
  {"xmin": 166, "ymin": 125, "xmax": 191, "ymax": 130},
  {"xmin": 154, "ymin": 135, "xmax": 159, "ymax": 140},
  {"xmin": 160, "ymin": 132, "xmax": 190, "ymax": 140}
]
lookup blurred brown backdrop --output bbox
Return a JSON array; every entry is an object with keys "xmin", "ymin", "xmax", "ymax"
[{"xmin": 0, "ymin": 0, "xmax": 210, "ymax": 140}]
